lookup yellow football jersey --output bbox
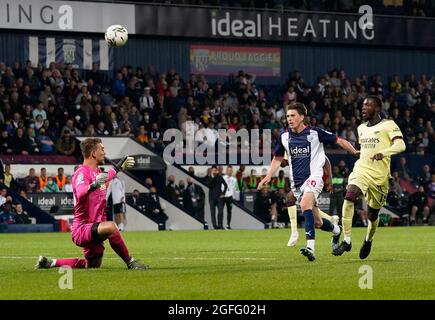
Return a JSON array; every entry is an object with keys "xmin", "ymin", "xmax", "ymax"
[{"xmin": 353, "ymin": 119, "xmax": 403, "ymax": 184}]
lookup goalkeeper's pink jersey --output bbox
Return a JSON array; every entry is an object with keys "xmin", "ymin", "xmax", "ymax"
[{"xmin": 71, "ymin": 165, "xmax": 116, "ymax": 232}]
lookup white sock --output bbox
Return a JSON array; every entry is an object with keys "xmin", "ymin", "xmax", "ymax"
[
  {"xmin": 344, "ymin": 235, "xmax": 351, "ymax": 244},
  {"xmin": 332, "ymin": 225, "xmax": 340, "ymax": 235},
  {"xmin": 307, "ymin": 240, "xmax": 315, "ymax": 251},
  {"xmin": 51, "ymin": 259, "xmax": 56, "ymax": 268}
]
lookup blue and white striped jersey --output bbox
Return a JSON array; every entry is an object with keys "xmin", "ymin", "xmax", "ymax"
[{"xmin": 273, "ymin": 126, "xmax": 337, "ymax": 188}]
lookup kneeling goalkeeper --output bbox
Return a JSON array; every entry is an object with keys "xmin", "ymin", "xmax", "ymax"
[{"xmin": 36, "ymin": 138, "xmax": 148, "ymax": 270}]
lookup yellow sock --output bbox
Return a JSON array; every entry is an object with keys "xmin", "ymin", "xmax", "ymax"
[
  {"xmin": 318, "ymin": 209, "xmax": 332, "ymax": 222},
  {"xmin": 287, "ymin": 206, "xmax": 297, "ymax": 234},
  {"xmin": 366, "ymin": 217, "xmax": 379, "ymax": 241},
  {"xmin": 342, "ymin": 200, "xmax": 355, "ymax": 243}
]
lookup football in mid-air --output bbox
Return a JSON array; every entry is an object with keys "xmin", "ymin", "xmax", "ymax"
[{"xmin": 105, "ymin": 25, "xmax": 128, "ymax": 47}]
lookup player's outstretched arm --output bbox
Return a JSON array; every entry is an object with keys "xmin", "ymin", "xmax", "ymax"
[
  {"xmin": 371, "ymin": 138, "xmax": 406, "ymax": 161},
  {"xmin": 258, "ymin": 156, "xmax": 283, "ymax": 190},
  {"xmin": 114, "ymin": 156, "xmax": 135, "ymax": 173},
  {"xmin": 336, "ymin": 138, "xmax": 359, "ymax": 156}
]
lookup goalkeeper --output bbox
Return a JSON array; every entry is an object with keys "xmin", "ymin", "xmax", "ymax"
[{"xmin": 36, "ymin": 138, "xmax": 148, "ymax": 270}]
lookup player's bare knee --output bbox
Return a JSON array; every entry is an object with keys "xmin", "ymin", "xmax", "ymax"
[
  {"xmin": 315, "ymin": 219, "xmax": 323, "ymax": 228},
  {"xmin": 368, "ymin": 207, "xmax": 380, "ymax": 221},
  {"xmin": 345, "ymin": 185, "xmax": 361, "ymax": 203},
  {"xmin": 99, "ymin": 221, "xmax": 118, "ymax": 235},
  {"xmin": 108, "ymin": 222, "xmax": 119, "ymax": 234},
  {"xmin": 286, "ymin": 193, "xmax": 296, "ymax": 207},
  {"xmin": 344, "ymin": 191, "xmax": 358, "ymax": 203}
]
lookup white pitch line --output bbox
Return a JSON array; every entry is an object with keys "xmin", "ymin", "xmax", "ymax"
[
  {"xmin": 159, "ymin": 257, "xmax": 276, "ymax": 261},
  {"xmin": 0, "ymin": 256, "xmax": 276, "ymax": 261}
]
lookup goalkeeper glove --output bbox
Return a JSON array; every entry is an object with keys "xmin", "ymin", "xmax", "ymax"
[
  {"xmin": 114, "ymin": 156, "xmax": 135, "ymax": 172},
  {"xmin": 88, "ymin": 172, "xmax": 108, "ymax": 192}
]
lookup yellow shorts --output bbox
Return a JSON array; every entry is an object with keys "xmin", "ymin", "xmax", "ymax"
[{"xmin": 347, "ymin": 170, "xmax": 388, "ymax": 209}]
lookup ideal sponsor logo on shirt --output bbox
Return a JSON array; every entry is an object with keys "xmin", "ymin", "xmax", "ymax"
[{"xmin": 290, "ymin": 145, "xmax": 310, "ymax": 157}]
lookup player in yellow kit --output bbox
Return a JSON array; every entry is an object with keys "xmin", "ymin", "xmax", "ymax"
[{"xmin": 333, "ymin": 95, "xmax": 406, "ymax": 259}]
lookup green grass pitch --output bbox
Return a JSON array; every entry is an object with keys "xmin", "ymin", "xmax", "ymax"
[{"xmin": 0, "ymin": 227, "xmax": 434, "ymax": 300}]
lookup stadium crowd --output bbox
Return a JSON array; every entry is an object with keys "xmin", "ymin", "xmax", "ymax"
[{"xmin": 0, "ymin": 57, "xmax": 434, "ymax": 225}]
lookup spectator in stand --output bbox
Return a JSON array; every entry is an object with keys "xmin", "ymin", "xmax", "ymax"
[
  {"xmin": 0, "ymin": 188, "xmax": 6, "ymax": 207},
  {"xmin": 253, "ymin": 187, "xmax": 277, "ymax": 227},
  {"xmin": 135, "ymin": 125, "xmax": 149, "ymax": 145},
  {"xmin": 176, "ymin": 180, "xmax": 186, "ymax": 207},
  {"xmin": 145, "ymin": 186, "xmax": 168, "ymax": 228},
  {"xmin": 63, "ymin": 176, "xmax": 73, "ymax": 192},
  {"xmin": 26, "ymin": 127, "xmax": 40, "ymax": 154},
  {"xmin": 139, "ymin": 87, "xmax": 155, "ymax": 112},
  {"xmin": 283, "ymin": 86, "xmax": 297, "ymax": 105},
  {"xmin": 165, "ymin": 175, "xmax": 178, "ymax": 204},
  {"xmin": 0, "ymin": 130, "xmax": 13, "ymax": 154},
  {"xmin": 390, "ymin": 74, "xmax": 402, "ymax": 94},
  {"xmin": 61, "ymin": 119, "xmax": 82, "ymax": 137},
  {"xmin": 14, "ymin": 203, "xmax": 31, "ymax": 224},
  {"xmin": 271, "ymin": 170, "xmax": 289, "ymax": 191},
  {"xmin": 144, "ymin": 177, "xmax": 153, "ymax": 189},
  {"xmin": 128, "ymin": 189, "xmax": 146, "ymax": 209},
  {"xmin": 338, "ymin": 160, "xmax": 350, "ymax": 178},
  {"xmin": 409, "ymin": 185, "xmax": 431, "ymax": 225},
  {"xmin": 0, "ymin": 202, "xmax": 15, "ymax": 224},
  {"xmin": 112, "ymin": 72, "xmax": 126, "ymax": 100},
  {"xmin": 188, "ymin": 166, "xmax": 195, "ymax": 175},
  {"xmin": 246, "ymin": 169, "xmax": 260, "ymax": 191},
  {"xmin": 418, "ymin": 164, "xmax": 432, "ymax": 187},
  {"xmin": 183, "ymin": 177, "xmax": 205, "ymax": 221},
  {"xmin": 36, "ymin": 127, "xmax": 55, "ymax": 154},
  {"xmin": 23, "ymin": 168, "xmax": 39, "ymax": 193},
  {"xmin": 235, "ymin": 165, "xmax": 247, "ymax": 193},
  {"xmin": 32, "ymin": 102, "xmax": 47, "ymax": 121},
  {"xmin": 428, "ymin": 174, "xmax": 435, "ymax": 199},
  {"xmin": 1, "ymin": 164, "xmax": 17, "ymax": 190},
  {"xmin": 203, "ymin": 168, "xmax": 213, "ymax": 185},
  {"xmin": 11, "ymin": 127, "xmax": 31, "ymax": 155},
  {"xmin": 100, "ymin": 87, "xmax": 114, "ymax": 107},
  {"xmin": 54, "ymin": 167, "xmax": 66, "ymax": 191},
  {"xmin": 56, "ymin": 130, "xmax": 76, "ymax": 156},
  {"xmin": 397, "ymin": 156, "xmax": 413, "ymax": 182},
  {"xmin": 38, "ymin": 168, "xmax": 48, "ymax": 192},
  {"xmin": 148, "ymin": 122, "xmax": 164, "ymax": 150},
  {"xmin": 19, "ymin": 190, "xmax": 29, "ymax": 200}
]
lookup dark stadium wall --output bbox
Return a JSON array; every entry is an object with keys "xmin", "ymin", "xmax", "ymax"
[{"xmin": 1, "ymin": 31, "xmax": 435, "ymax": 86}]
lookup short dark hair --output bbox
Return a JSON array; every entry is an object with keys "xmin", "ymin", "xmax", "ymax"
[
  {"xmin": 365, "ymin": 95, "xmax": 382, "ymax": 110},
  {"xmin": 80, "ymin": 138, "xmax": 102, "ymax": 158},
  {"xmin": 286, "ymin": 102, "xmax": 307, "ymax": 116}
]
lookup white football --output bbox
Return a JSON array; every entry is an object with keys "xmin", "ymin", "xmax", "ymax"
[{"xmin": 105, "ymin": 25, "xmax": 128, "ymax": 47}]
